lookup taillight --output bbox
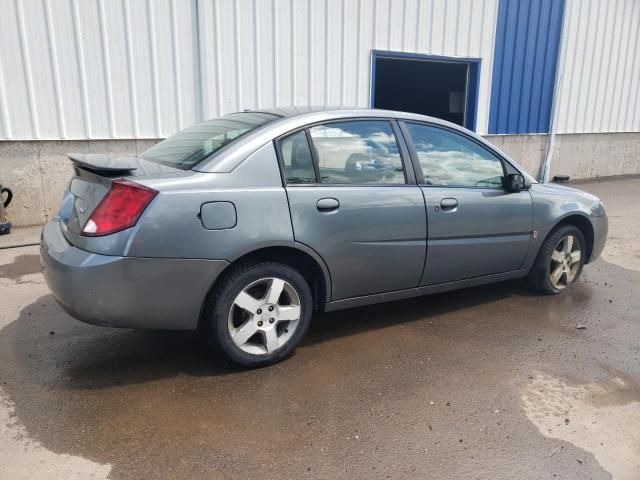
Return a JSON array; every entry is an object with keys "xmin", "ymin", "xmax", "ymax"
[{"xmin": 82, "ymin": 179, "xmax": 157, "ymax": 236}]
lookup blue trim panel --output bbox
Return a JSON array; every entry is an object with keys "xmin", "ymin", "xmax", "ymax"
[
  {"xmin": 370, "ymin": 50, "xmax": 481, "ymax": 132},
  {"xmin": 489, "ymin": 0, "xmax": 565, "ymax": 134}
]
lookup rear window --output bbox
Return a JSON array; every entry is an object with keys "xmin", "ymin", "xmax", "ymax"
[{"xmin": 140, "ymin": 112, "xmax": 280, "ymax": 169}]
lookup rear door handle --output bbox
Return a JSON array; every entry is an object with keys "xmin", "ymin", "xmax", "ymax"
[
  {"xmin": 439, "ymin": 198, "xmax": 458, "ymax": 211},
  {"xmin": 316, "ymin": 197, "xmax": 340, "ymax": 212}
]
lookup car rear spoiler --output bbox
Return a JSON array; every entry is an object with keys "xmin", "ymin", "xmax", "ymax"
[{"xmin": 67, "ymin": 153, "xmax": 139, "ymax": 174}]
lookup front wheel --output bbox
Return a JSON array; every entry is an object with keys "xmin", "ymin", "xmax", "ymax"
[
  {"xmin": 528, "ymin": 225, "xmax": 586, "ymax": 294},
  {"xmin": 203, "ymin": 261, "xmax": 313, "ymax": 367}
]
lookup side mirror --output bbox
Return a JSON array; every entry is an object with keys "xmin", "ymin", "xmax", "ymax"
[{"xmin": 505, "ymin": 173, "xmax": 525, "ymax": 192}]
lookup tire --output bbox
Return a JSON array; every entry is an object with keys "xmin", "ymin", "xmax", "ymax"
[
  {"xmin": 202, "ymin": 260, "xmax": 313, "ymax": 367},
  {"xmin": 528, "ymin": 225, "xmax": 586, "ymax": 294}
]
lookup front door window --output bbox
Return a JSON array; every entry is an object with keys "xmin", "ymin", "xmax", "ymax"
[{"xmin": 405, "ymin": 123, "xmax": 504, "ymax": 188}]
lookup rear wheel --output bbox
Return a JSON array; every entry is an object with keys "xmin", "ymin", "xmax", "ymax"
[
  {"xmin": 528, "ymin": 225, "xmax": 586, "ymax": 294},
  {"xmin": 203, "ymin": 261, "xmax": 313, "ymax": 367}
]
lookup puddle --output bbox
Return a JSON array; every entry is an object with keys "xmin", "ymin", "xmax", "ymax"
[
  {"xmin": 523, "ymin": 372, "xmax": 640, "ymax": 480},
  {"xmin": 0, "ymin": 254, "xmax": 41, "ymax": 282},
  {"xmin": 0, "ymin": 389, "xmax": 111, "ymax": 480}
]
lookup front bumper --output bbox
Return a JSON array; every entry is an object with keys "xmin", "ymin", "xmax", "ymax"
[
  {"xmin": 588, "ymin": 214, "xmax": 608, "ymax": 263},
  {"xmin": 40, "ymin": 220, "xmax": 229, "ymax": 330}
]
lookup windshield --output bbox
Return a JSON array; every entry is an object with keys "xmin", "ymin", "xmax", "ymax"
[{"xmin": 140, "ymin": 112, "xmax": 280, "ymax": 169}]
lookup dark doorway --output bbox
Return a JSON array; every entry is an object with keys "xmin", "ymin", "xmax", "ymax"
[{"xmin": 371, "ymin": 52, "xmax": 480, "ymax": 130}]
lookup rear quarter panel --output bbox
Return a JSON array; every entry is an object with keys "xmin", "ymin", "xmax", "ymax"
[{"xmin": 127, "ymin": 143, "xmax": 295, "ymax": 260}]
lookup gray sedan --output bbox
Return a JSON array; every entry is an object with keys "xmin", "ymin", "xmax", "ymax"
[{"xmin": 41, "ymin": 107, "xmax": 608, "ymax": 367}]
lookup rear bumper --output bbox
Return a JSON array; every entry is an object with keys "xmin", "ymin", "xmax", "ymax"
[
  {"xmin": 40, "ymin": 220, "xmax": 229, "ymax": 330},
  {"xmin": 588, "ymin": 214, "xmax": 608, "ymax": 263}
]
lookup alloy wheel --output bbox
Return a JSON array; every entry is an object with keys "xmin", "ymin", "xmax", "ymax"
[
  {"xmin": 549, "ymin": 234, "xmax": 582, "ymax": 290},
  {"xmin": 227, "ymin": 277, "xmax": 302, "ymax": 355}
]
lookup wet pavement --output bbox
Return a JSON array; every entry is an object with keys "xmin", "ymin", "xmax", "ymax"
[{"xmin": 1, "ymin": 177, "xmax": 639, "ymax": 479}]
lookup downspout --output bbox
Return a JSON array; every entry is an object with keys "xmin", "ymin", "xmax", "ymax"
[{"xmin": 539, "ymin": 1, "xmax": 569, "ymax": 183}]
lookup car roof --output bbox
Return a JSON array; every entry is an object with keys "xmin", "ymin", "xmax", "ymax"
[
  {"xmin": 249, "ymin": 105, "xmax": 359, "ymax": 118},
  {"xmin": 247, "ymin": 106, "xmax": 447, "ymax": 124}
]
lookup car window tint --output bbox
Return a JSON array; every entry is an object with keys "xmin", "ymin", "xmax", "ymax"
[
  {"xmin": 406, "ymin": 123, "xmax": 504, "ymax": 188},
  {"xmin": 280, "ymin": 131, "xmax": 316, "ymax": 184},
  {"xmin": 308, "ymin": 121, "xmax": 405, "ymax": 184},
  {"xmin": 140, "ymin": 112, "xmax": 279, "ymax": 170}
]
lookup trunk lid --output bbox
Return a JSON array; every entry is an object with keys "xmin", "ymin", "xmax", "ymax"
[{"xmin": 59, "ymin": 154, "xmax": 178, "ymax": 240}]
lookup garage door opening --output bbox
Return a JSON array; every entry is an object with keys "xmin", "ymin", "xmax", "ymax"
[{"xmin": 371, "ymin": 51, "xmax": 480, "ymax": 131}]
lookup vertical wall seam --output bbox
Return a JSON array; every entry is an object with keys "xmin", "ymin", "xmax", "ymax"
[
  {"xmin": 386, "ymin": 0, "xmax": 392, "ymax": 49},
  {"xmin": 614, "ymin": 0, "xmax": 635, "ymax": 131},
  {"xmin": 497, "ymin": 0, "xmax": 510, "ymax": 132},
  {"xmin": 414, "ymin": 0, "xmax": 421, "ymax": 52},
  {"xmin": 97, "ymin": 0, "xmax": 116, "ymax": 137},
  {"xmin": 504, "ymin": 0, "xmax": 521, "ymax": 131},
  {"xmin": 567, "ymin": 0, "xmax": 593, "ymax": 130},
  {"xmin": 565, "ymin": 0, "xmax": 584, "ymax": 133},
  {"xmin": 534, "ymin": 0, "xmax": 550, "ymax": 131},
  {"xmin": 522, "ymin": 0, "xmax": 540, "ymax": 132},
  {"xmin": 579, "ymin": 0, "xmax": 603, "ymax": 131},
  {"xmin": 272, "ymin": 0, "xmax": 279, "ymax": 106},
  {"xmin": 479, "ymin": 0, "xmax": 494, "ymax": 133},
  {"xmin": 372, "ymin": 0, "xmax": 378, "ymax": 48},
  {"xmin": 253, "ymin": 0, "xmax": 261, "ymax": 108},
  {"xmin": 354, "ymin": 0, "xmax": 361, "ymax": 105},
  {"xmin": 401, "ymin": 0, "xmax": 407, "ymax": 51},
  {"xmin": 466, "ymin": 0, "xmax": 474, "ymax": 55},
  {"xmin": 290, "ymin": 0, "xmax": 295, "ymax": 105},
  {"xmin": 122, "ymin": 0, "xmax": 139, "ymax": 136},
  {"xmin": 0, "ymin": 50, "xmax": 11, "ymax": 138},
  {"xmin": 428, "ymin": 0, "xmax": 435, "ymax": 51},
  {"xmin": 590, "ymin": 2, "xmax": 613, "ymax": 132},
  {"xmin": 453, "ymin": 0, "xmax": 461, "ymax": 55},
  {"xmin": 43, "ymin": 0, "xmax": 66, "ymax": 138},
  {"xmin": 213, "ymin": 0, "xmax": 223, "ymax": 115},
  {"xmin": 194, "ymin": 0, "xmax": 206, "ymax": 122},
  {"xmin": 233, "ymin": 0, "xmax": 242, "ymax": 110},
  {"xmin": 515, "ymin": 0, "xmax": 533, "ymax": 131},
  {"xmin": 603, "ymin": 0, "xmax": 627, "ymax": 130},
  {"xmin": 15, "ymin": 0, "xmax": 40, "ymax": 138},
  {"xmin": 441, "ymin": 0, "xmax": 448, "ymax": 52},
  {"xmin": 307, "ymin": 0, "xmax": 312, "ymax": 105},
  {"xmin": 624, "ymin": 1, "xmax": 640, "ymax": 129},
  {"xmin": 324, "ymin": 0, "xmax": 329, "ymax": 106},
  {"xmin": 170, "ymin": 0, "xmax": 183, "ymax": 129},
  {"xmin": 70, "ymin": 0, "xmax": 91, "ymax": 137},
  {"xmin": 340, "ymin": 0, "xmax": 346, "ymax": 105},
  {"xmin": 146, "ymin": 0, "xmax": 161, "ymax": 136}
]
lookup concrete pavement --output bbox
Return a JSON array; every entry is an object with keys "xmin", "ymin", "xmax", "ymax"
[{"xmin": 0, "ymin": 177, "xmax": 639, "ymax": 480}]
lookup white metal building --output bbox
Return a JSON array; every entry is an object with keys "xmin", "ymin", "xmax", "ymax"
[{"xmin": 1, "ymin": 0, "xmax": 639, "ymax": 226}]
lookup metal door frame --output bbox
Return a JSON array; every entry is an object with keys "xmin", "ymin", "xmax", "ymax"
[{"xmin": 370, "ymin": 50, "xmax": 481, "ymax": 132}]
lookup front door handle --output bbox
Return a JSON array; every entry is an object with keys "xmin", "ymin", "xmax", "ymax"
[
  {"xmin": 316, "ymin": 197, "xmax": 340, "ymax": 212},
  {"xmin": 439, "ymin": 198, "xmax": 458, "ymax": 211}
]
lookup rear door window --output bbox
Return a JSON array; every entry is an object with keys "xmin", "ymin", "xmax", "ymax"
[{"xmin": 308, "ymin": 120, "xmax": 406, "ymax": 184}]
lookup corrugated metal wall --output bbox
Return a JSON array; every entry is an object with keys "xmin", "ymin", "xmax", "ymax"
[
  {"xmin": 556, "ymin": 0, "xmax": 640, "ymax": 134},
  {"xmin": 0, "ymin": 0, "xmax": 200, "ymax": 140},
  {"xmin": 196, "ymin": 0, "xmax": 499, "ymax": 134},
  {"xmin": 0, "ymin": 0, "xmax": 499, "ymax": 140},
  {"xmin": 488, "ymin": 0, "xmax": 565, "ymax": 134},
  {"xmin": 1, "ymin": 0, "xmax": 637, "ymax": 141}
]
